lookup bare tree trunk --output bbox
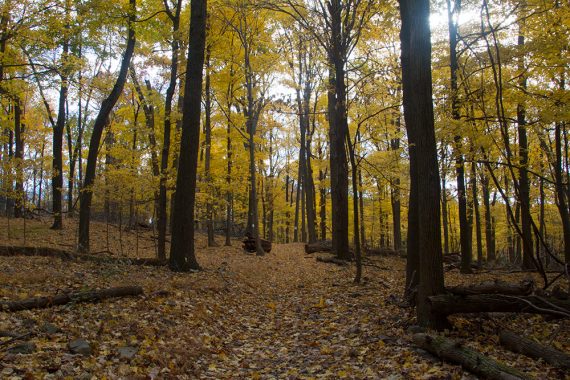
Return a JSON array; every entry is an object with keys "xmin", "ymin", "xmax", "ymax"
[
  {"xmin": 78, "ymin": 0, "xmax": 136, "ymax": 253},
  {"xmin": 319, "ymin": 167, "xmax": 327, "ymax": 241},
  {"xmin": 158, "ymin": 0, "xmax": 182, "ymax": 258},
  {"xmin": 169, "ymin": 0, "xmax": 207, "ymax": 271},
  {"xmin": 539, "ymin": 167, "xmax": 547, "ymax": 267},
  {"xmin": 51, "ymin": 13, "xmax": 70, "ymax": 229},
  {"xmin": 481, "ymin": 172, "xmax": 495, "ymax": 261},
  {"xmin": 471, "ymin": 162, "xmax": 483, "ymax": 266},
  {"xmin": 517, "ymin": 22, "xmax": 533, "ymax": 270},
  {"xmin": 204, "ymin": 45, "xmax": 215, "ymax": 247},
  {"xmin": 293, "ymin": 177, "xmax": 300, "ymax": 242},
  {"xmin": 348, "ymin": 133, "xmax": 362, "ymax": 282},
  {"xmin": 441, "ymin": 173, "xmax": 450, "ymax": 255},
  {"xmin": 400, "ymin": 0, "xmax": 445, "ymax": 329},
  {"xmin": 328, "ymin": 5, "xmax": 350, "ymax": 260},
  {"xmin": 554, "ymin": 121, "xmax": 570, "ymax": 265},
  {"xmin": 390, "ymin": 124, "xmax": 402, "ymax": 252},
  {"xmin": 13, "ymin": 99, "xmax": 24, "ymax": 218}
]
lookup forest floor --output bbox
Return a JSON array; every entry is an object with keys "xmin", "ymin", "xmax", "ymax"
[{"xmin": 0, "ymin": 216, "xmax": 569, "ymax": 379}]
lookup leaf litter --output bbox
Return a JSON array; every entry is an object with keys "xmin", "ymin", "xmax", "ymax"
[{"xmin": 0, "ymin": 217, "xmax": 568, "ymax": 379}]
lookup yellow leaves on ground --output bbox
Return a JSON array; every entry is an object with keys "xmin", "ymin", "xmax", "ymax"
[{"xmin": 0, "ymin": 217, "xmax": 569, "ymax": 379}]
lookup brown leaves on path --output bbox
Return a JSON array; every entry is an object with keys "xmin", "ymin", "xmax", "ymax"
[{"xmin": 0, "ymin": 217, "xmax": 568, "ymax": 379}]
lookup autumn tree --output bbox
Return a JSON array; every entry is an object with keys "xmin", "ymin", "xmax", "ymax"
[
  {"xmin": 399, "ymin": 0, "xmax": 445, "ymax": 328},
  {"xmin": 78, "ymin": 0, "xmax": 137, "ymax": 253},
  {"xmin": 169, "ymin": 0, "xmax": 207, "ymax": 271}
]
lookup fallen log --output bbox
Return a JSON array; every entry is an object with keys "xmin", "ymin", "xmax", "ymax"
[
  {"xmin": 242, "ymin": 237, "xmax": 272, "ymax": 253},
  {"xmin": 0, "ymin": 245, "xmax": 167, "ymax": 267},
  {"xmin": 413, "ymin": 333, "xmax": 527, "ymax": 380},
  {"xmin": 429, "ymin": 294, "xmax": 570, "ymax": 317},
  {"xmin": 364, "ymin": 247, "xmax": 399, "ymax": 257},
  {"xmin": 316, "ymin": 254, "xmax": 349, "ymax": 266},
  {"xmin": 499, "ymin": 329, "xmax": 570, "ymax": 370},
  {"xmin": 304, "ymin": 240, "xmax": 332, "ymax": 254},
  {"xmin": 0, "ymin": 246, "xmax": 74, "ymax": 260},
  {"xmin": 443, "ymin": 252, "xmax": 461, "ymax": 264},
  {"xmin": 447, "ymin": 280, "xmax": 534, "ymax": 296},
  {"xmin": 0, "ymin": 286, "xmax": 143, "ymax": 312}
]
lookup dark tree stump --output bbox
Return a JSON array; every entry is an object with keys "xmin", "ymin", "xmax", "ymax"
[{"xmin": 242, "ymin": 237, "xmax": 271, "ymax": 253}]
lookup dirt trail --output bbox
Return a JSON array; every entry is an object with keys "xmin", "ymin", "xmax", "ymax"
[{"xmin": 0, "ymin": 217, "xmax": 567, "ymax": 379}]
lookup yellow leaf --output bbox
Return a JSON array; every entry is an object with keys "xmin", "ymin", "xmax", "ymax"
[{"xmin": 315, "ymin": 297, "xmax": 325, "ymax": 308}]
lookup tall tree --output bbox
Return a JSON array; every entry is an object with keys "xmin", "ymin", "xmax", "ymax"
[
  {"xmin": 399, "ymin": 0, "xmax": 445, "ymax": 329},
  {"xmin": 157, "ymin": 0, "xmax": 183, "ymax": 260},
  {"xmin": 78, "ymin": 0, "xmax": 137, "ymax": 253},
  {"xmin": 169, "ymin": 0, "xmax": 207, "ymax": 271}
]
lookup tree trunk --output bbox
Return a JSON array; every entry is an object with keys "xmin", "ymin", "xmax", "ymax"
[
  {"xmin": 446, "ymin": 279, "xmax": 533, "ymax": 296},
  {"xmin": 441, "ymin": 171, "xmax": 450, "ymax": 255},
  {"xmin": 471, "ymin": 162, "xmax": 483, "ymax": 266},
  {"xmin": 348, "ymin": 133, "xmax": 362, "ymax": 282},
  {"xmin": 429, "ymin": 294, "xmax": 570, "ymax": 317},
  {"xmin": 539, "ymin": 170, "xmax": 547, "ymax": 266},
  {"xmin": 517, "ymin": 17, "xmax": 534, "ymax": 270},
  {"xmin": 328, "ymin": 1, "xmax": 350, "ymax": 261},
  {"xmin": 554, "ymin": 120, "xmax": 570, "ymax": 265},
  {"xmin": 294, "ymin": 177, "xmax": 300, "ymax": 242},
  {"xmin": 169, "ymin": 0, "xmax": 207, "ymax": 271},
  {"xmin": 13, "ymin": 99, "xmax": 24, "ymax": 218},
  {"xmin": 1, "ymin": 286, "xmax": 143, "ymax": 312},
  {"xmin": 390, "ymin": 128, "xmax": 402, "ymax": 252},
  {"xmin": 204, "ymin": 45, "xmax": 215, "ymax": 247},
  {"xmin": 51, "ymin": 18, "xmax": 69, "ymax": 229},
  {"xmin": 158, "ymin": 0, "xmax": 182, "ymax": 259},
  {"xmin": 78, "ymin": 0, "xmax": 136, "ymax": 253},
  {"xmin": 499, "ymin": 329, "xmax": 570, "ymax": 370},
  {"xmin": 413, "ymin": 333, "xmax": 526, "ymax": 380},
  {"xmin": 447, "ymin": 0, "xmax": 471, "ymax": 274},
  {"xmin": 319, "ymin": 168, "xmax": 327, "ymax": 241},
  {"xmin": 400, "ymin": 0, "xmax": 445, "ymax": 329},
  {"xmin": 481, "ymin": 173, "xmax": 496, "ymax": 261}
]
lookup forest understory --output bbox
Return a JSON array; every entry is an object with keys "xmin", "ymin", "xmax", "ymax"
[{"xmin": 0, "ymin": 217, "xmax": 568, "ymax": 379}]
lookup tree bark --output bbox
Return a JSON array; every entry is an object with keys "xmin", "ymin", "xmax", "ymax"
[
  {"xmin": 517, "ymin": 23, "xmax": 533, "ymax": 270},
  {"xmin": 327, "ymin": 2, "xmax": 350, "ymax": 261},
  {"xmin": 0, "ymin": 286, "xmax": 143, "ymax": 312},
  {"xmin": 471, "ymin": 162, "xmax": 483, "ymax": 266},
  {"xmin": 169, "ymin": 0, "xmax": 207, "ymax": 271},
  {"xmin": 13, "ymin": 99, "xmax": 24, "ymax": 218},
  {"xmin": 204, "ymin": 45, "xmax": 215, "ymax": 247},
  {"xmin": 51, "ymin": 34, "xmax": 69, "ymax": 229},
  {"xmin": 78, "ymin": 0, "xmax": 136, "ymax": 253},
  {"xmin": 413, "ymin": 333, "xmax": 526, "ymax": 380},
  {"xmin": 447, "ymin": 0, "xmax": 471, "ymax": 274},
  {"xmin": 499, "ymin": 329, "xmax": 570, "ymax": 370},
  {"xmin": 390, "ymin": 120, "xmax": 402, "ymax": 252},
  {"xmin": 441, "ymin": 168, "xmax": 450, "ymax": 255},
  {"xmin": 446, "ymin": 279, "xmax": 533, "ymax": 296},
  {"xmin": 481, "ymin": 173, "xmax": 496, "ymax": 261},
  {"xmin": 399, "ymin": 0, "xmax": 445, "ymax": 329},
  {"xmin": 429, "ymin": 294, "xmax": 570, "ymax": 317},
  {"xmin": 157, "ymin": 0, "xmax": 182, "ymax": 260}
]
